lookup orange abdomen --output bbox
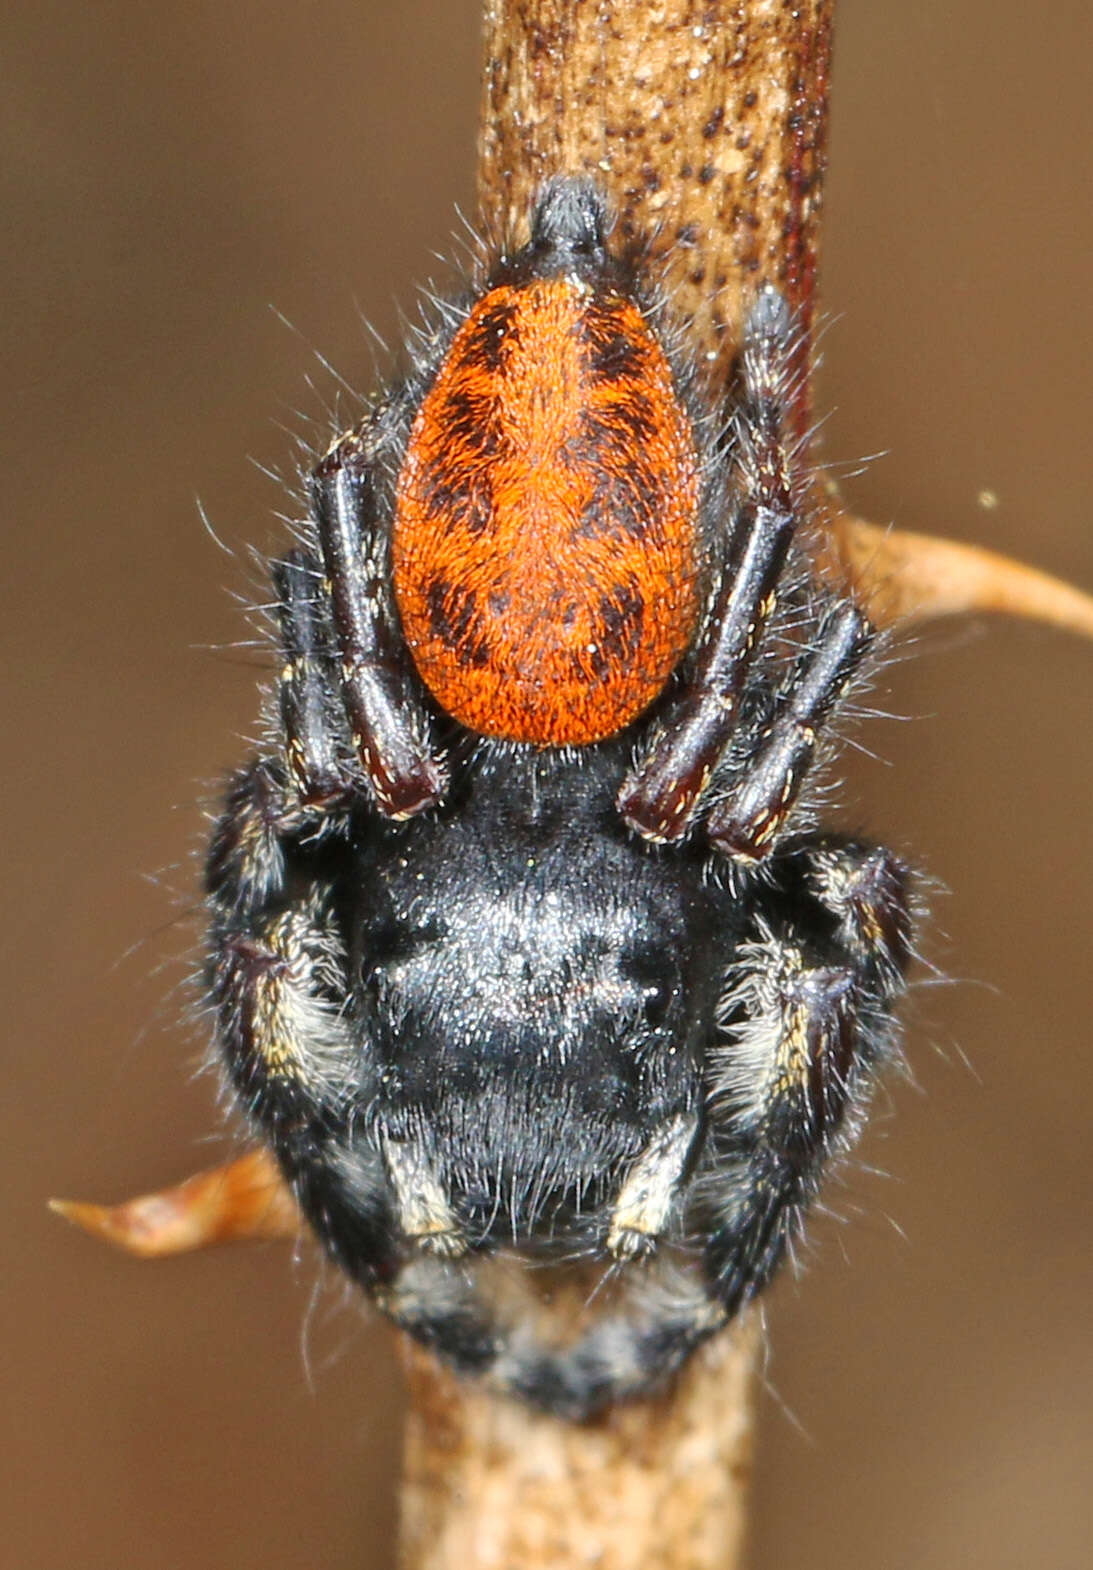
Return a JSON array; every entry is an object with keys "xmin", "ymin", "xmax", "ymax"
[{"xmin": 392, "ymin": 276, "xmax": 700, "ymax": 745}]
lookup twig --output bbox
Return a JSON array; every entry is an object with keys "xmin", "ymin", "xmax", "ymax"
[
  {"xmin": 399, "ymin": 1320, "xmax": 758, "ymax": 1570},
  {"xmin": 50, "ymin": 1149, "xmax": 298, "ymax": 1258},
  {"xmin": 479, "ymin": 0, "xmax": 831, "ymax": 410},
  {"xmin": 401, "ymin": 4, "xmax": 835, "ymax": 1566}
]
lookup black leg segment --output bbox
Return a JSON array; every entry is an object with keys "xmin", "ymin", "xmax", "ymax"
[
  {"xmin": 708, "ymin": 601, "xmax": 873, "ymax": 860},
  {"xmin": 272, "ymin": 549, "xmax": 349, "ymax": 807},
  {"xmin": 311, "ymin": 440, "xmax": 447, "ymax": 819},
  {"xmin": 618, "ymin": 285, "xmax": 802, "ymax": 843},
  {"xmin": 618, "ymin": 497, "xmax": 794, "ymax": 840},
  {"xmin": 699, "ymin": 837, "xmax": 911, "ymax": 1315}
]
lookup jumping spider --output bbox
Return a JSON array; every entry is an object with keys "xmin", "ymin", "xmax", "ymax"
[{"xmin": 207, "ymin": 177, "xmax": 912, "ymax": 1420}]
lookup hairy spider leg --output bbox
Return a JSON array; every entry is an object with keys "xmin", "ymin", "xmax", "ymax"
[
  {"xmin": 699, "ymin": 839, "xmax": 912, "ymax": 1313},
  {"xmin": 272, "ymin": 550, "xmax": 350, "ymax": 805},
  {"xmin": 310, "ymin": 434, "xmax": 447, "ymax": 818},
  {"xmin": 617, "ymin": 496, "xmax": 793, "ymax": 840},
  {"xmin": 618, "ymin": 286, "xmax": 798, "ymax": 842},
  {"xmin": 206, "ymin": 760, "xmax": 403, "ymax": 1284},
  {"xmin": 708, "ymin": 599, "xmax": 872, "ymax": 860}
]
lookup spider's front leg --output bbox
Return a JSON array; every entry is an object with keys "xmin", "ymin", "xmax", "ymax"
[
  {"xmin": 700, "ymin": 838, "xmax": 913, "ymax": 1315},
  {"xmin": 206, "ymin": 753, "xmax": 410, "ymax": 1285},
  {"xmin": 310, "ymin": 426, "xmax": 447, "ymax": 818}
]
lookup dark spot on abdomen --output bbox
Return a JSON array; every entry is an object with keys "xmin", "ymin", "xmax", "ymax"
[
  {"xmin": 425, "ymin": 579, "xmax": 492, "ymax": 667},
  {"xmin": 461, "ymin": 296, "xmax": 520, "ymax": 375},
  {"xmin": 585, "ymin": 583, "xmax": 646, "ymax": 681}
]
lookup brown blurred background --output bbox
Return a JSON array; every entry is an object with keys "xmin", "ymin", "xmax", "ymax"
[{"xmin": 4, "ymin": 3, "xmax": 1090, "ymax": 1566}]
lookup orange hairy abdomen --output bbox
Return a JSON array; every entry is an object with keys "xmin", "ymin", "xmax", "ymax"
[{"xmin": 392, "ymin": 277, "xmax": 700, "ymax": 745}]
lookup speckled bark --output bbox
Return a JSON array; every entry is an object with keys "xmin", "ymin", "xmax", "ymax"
[
  {"xmin": 399, "ymin": 1316, "xmax": 759, "ymax": 1570},
  {"xmin": 479, "ymin": 0, "xmax": 831, "ymax": 421}
]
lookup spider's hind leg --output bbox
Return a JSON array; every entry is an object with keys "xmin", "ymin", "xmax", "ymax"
[
  {"xmin": 708, "ymin": 599, "xmax": 874, "ymax": 862},
  {"xmin": 310, "ymin": 429, "xmax": 448, "ymax": 818},
  {"xmin": 619, "ymin": 285, "xmax": 800, "ymax": 843},
  {"xmin": 271, "ymin": 548, "xmax": 353, "ymax": 807}
]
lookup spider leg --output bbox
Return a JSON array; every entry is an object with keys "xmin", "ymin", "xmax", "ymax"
[
  {"xmin": 379, "ymin": 1133, "xmax": 468, "ymax": 1257},
  {"xmin": 206, "ymin": 759, "xmax": 297, "ymax": 918},
  {"xmin": 310, "ymin": 431, "xmax": 447, "ymax": 818},
  {"xmin": 606, "ymin": 1112, "xmax": 698, "ymax": 1258},
  {"xmin": 700, "ymin": 837, "xmax": 912, "ymax": 1312},
  {"xmin": 206, "ymin": 759, "xmax": 403, "ymax": 1283},
  {"xmin": 206, "ymin": 756, "xmax": 348, "ymax": 1128},
  {"xmin": 707, "ymin": 599, "xmax": 872, "ymax": 860},
  {"xmin": 618, "ymin": 286, "xmax": 797, "ymax": 842},
  {"xmin": 271, "ymin": 549, "xmax": 350, "ymax": 806}
]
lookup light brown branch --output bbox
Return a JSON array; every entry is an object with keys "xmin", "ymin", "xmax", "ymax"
[
  {"xmin": 480, "ymin": 0, "xmax": 831, "ymax": 418},
  {"xmin": 399, "ymin": 1320, "xmax": 758, "ymax": 1570},
  {"xmin": 50, "ymin": 1149, "xmax": 298, "ymax": 1258},
  {"xmin": 817, "ymin": 508, "xmax": 1093, "ymax": 638},
  {"xmin": 399, "ymin": 5, "xmax": 842, "ymax": 1566}
]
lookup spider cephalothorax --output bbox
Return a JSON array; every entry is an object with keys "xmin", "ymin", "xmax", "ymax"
[{"xmin": 206, "ymin": 177, "xmax": 912, "ymax": 1419}]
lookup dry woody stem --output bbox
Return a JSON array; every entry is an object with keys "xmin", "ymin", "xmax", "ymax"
[
  {"xmin": 49, "ymin": 1149, "xmax": 298, "ymax": 1258},
  {"xmin": 399, "ymin": 1321, "xmax": 758, "ymax": 1570},
  {"xmin": 480, "ymin": 0, "xmax": 831, "ymax": 415},
  {"xmin": 401, "ymin": 4, "xmax": 834, "ymax": 1566}
]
